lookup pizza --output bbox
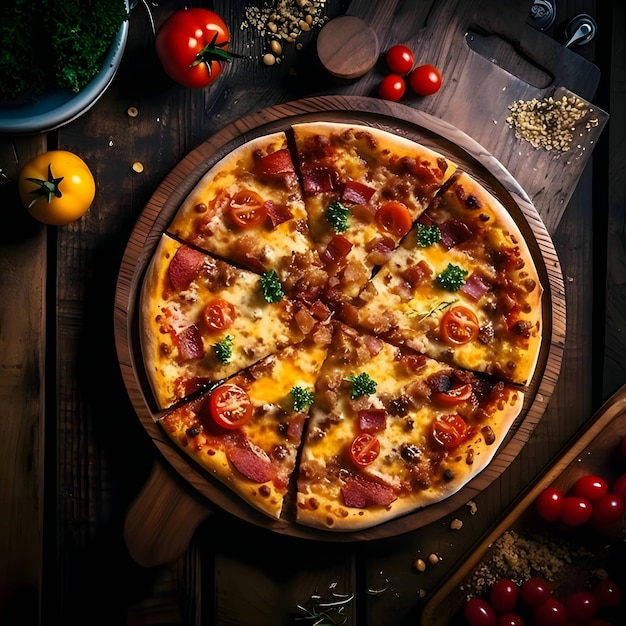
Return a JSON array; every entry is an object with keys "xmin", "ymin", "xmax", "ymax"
[{"xmin": 138, "ymin": 121, "xmax": 544, "ymax": 532}]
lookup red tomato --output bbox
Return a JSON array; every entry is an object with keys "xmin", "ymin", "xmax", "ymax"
[
  {"xmin": 592, "ymin": 579, "xmax": 622, "ymax": 607},
  {"xmin": 532, "ymin": 597, "xmax": 567, "ymax": 626},
  {"xmin": 536, "ymin": 486, "xmax": 564, "ymax": 522},
  {"xmin": 560, "ymin": 496, "xmax": 592, "ymax": 526},
  {"xmin": 591, "ymin": 492, "xmax": 625, "ymax": 525},
  {"xmin": 209, "ymin": 384, "xmax": 253, "ymax": 429},
  {"xmin": 432, "ymin": 383, "xmax": 473, "ymax": 406},
  {"xmin": 564, "ymin": 591, "xmax": 598, "ymax": 623},
  {"xmin": 155, "ymin": 8, "xmax": 233, "ymax": 89},
  {"xmin": 349, "ymin": 433, "xmax": 380, "ymax": 466},
  {"xmin": 573, "ymin": 474, "xmax": 608, "ymax": 502},
  {"xmin": 409, "ymin": 63, "xmax": 442, "ymax": 96},
  {"xmin": 440, "ymin": 306, "xmax": 480, "ymax": 345},
  {"xmin": 611, "ymin": 473, "xmax": 626, "ymax": 499},
  {"xmin": 203, "ymin": 299, "xmax": 236, "ymax": 332},
  {"xmin": 520, "ymin": 578, "xmax": 552, "ymax": 607},
  {"xmin": 379, "ymin": 74, "xmax": 406, "ymax": 101},
  {"xmin": 385, "ymin": 44, "xmax": 414, "ymax": 74},
  {"xmin": 496, "ymin": 614, "xmax": 524, "ymax": 626},
  {"xmin": 463, "ymin": 597, "xmax": 497, "ymax": 626},
  {"xmin": 228, "ymin": 189, "xmax": 267, "ymax": 228},
  {"xmin": 489, "ymin": 578, "xmax": 519, "ymax": 614},
  {"xmin": 432, "ymin": 414, "xmax": 468, "ymax": 449},
  {"xmin": 374, "ymin": 201, "xmax": 413, "ymax": 237}
]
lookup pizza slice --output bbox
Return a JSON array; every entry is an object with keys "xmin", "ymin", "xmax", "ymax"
[
  {"xmin": 167, "ymin": 130, "xmax": 327, "ymax": 295},
  {"xmin": 159, "ymin": 332, "xmax": 332, "ymax": 520},
  {"xmin": 140, "ymin": 234, "xmax": 332, "ymax": 409},
  {"xmin": 351, "ymin": 171, "xmax": 543, "ymax": 386},
  {"xmin": 295, "ymin": 322, "xmax": 524, "ymax": 531},
  {"xmin": 290, "ymin": 121, "xmax": 457, "ymax": 301}
]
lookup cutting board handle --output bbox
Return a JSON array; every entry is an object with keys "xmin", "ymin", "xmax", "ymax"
[{"xmin": 124, "ymin": 457, "xmax": 213, "ymax": 567}]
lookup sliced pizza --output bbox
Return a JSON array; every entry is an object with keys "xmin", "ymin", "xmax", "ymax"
[
  {"xmin": 167, "ymin": 130, "xmax": 328, "ymax": 296},
  {"xmin": 140, "ymin": 234, "xmax": 332, "ymax": 409},
  {"xmin": 290, "ymin": 121, "xmax": 457, "ymax": 301},
  {"xmin": 352, "ymin": 171, "xmax": 543, "ymax": 385},
  {"xmin": 295, "ymin": 322, "xmax": 524, "ymax": 531},
  {"xmin": 159, "ymin": 332, "xmax": 332, "ymax": 520}
]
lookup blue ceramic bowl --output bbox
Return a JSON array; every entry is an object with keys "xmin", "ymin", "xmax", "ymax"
[{"xmin": 0, "ymin": 12, "xmax": 129, "ymax": 135}]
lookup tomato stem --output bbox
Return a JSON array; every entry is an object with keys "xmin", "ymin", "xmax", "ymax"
[
  {"xmin": 190, "ymin": 32, "xmax": 243, "ymax": 72},
  {"xmin": 25, "ymin": 164, "xmax": 64, "ymax": 208}
]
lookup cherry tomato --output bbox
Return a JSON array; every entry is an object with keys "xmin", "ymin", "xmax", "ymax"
[
  {"xmin": 209, "ymin": 384, "xmax": 253, "ymax": 429},
  {"xmin": 409, "ymin": 63, "xmax": 442, "ymax": 96},
  {"xmin": 520, "ymin": 578, "xmax": 552, "ymax": 607},
  {"xmin": 18, "ymin": 150, "xmax": 95, "ymax": 225},
  {"xmin": 536, "ymin": 486, "xmax": 564, "ymax": 522},
  {"xmin": 496, "ymin": 614, "xmax": 524, "ymax": 626},
  {"xmin": 385, "ymin": 44, "xmax": 414, "ymax": 74},
  {"xmin": 591, "ymin": 492, "xmax": 625, "ymax": 525},
  {"xmin": 203, "ymin": 299, "xmax": 236, "ymax": 332},
  {"xmin": 432, "ymin": 413, "xmax": 468, "ymax": 449},
  {"xmin": 564, "ymin": 591, "xmax": 598, "ymax": 622},
  {"xmin": 592, "ymin": 578, "xmax": 622, "ymax": 607},
  {"xmin": 572, "ymin": 474, "xmax": 608, "ymax": 502},
  {"xmin": 489, "ymin": 578, "xmax": 519, "ymax": 614},
  {"xmin": 379, "ymin": 74, "xmax": 406, "ymax": 101},
  {"xmin": 374, "ymin": 201, "xmax": 413, "ymax": 237},
  {"xmin": 440, "ymin": 306, "xmax": 480, "ymax": 345},
  {"xmin": 463, "ymin": 597, "xmax": 497, "ymax": 626},
  {"xmin": 611, "ymin": 473, "xmax": 626, "ymax": 500},
  {"xmin": 433, "ymin": 383, "xmax": 473, "ymax": 406},
  {"xmin": 532, "ymin": 597, "xmax": 567, "ymax": 626},
  {"xmin": 560, "ymin": 496, "xmax": 592, "ymax": 526},
  {"xmin": 155, "ymin": 8, "xmax": 234, "ymax": 88},
  {"xmin": 349, "ymin": 433, "xmax": 380, "ymax": 466},
  {"xmin": 228, "ymin": 189, "xmax": 267, "ymax": 227}
]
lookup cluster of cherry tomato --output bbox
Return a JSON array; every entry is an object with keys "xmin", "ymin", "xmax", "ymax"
[
  {"xmin": 535, "ymin": 472, "xmax": 626, "ymax": 528},
  {"xmin": 464, "ymin": 575, "xmax": 623, "ymax": 626},
  {"xmin": 378, "ymin": 44, "xmax": 442, "ymax": 102}
]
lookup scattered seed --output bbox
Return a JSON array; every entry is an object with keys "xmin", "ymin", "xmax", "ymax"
[
  {"xmin": 428, "ymin": 553, "xmax": 440, "ymax": 565},
  {"xmin": 414, "ymin": 558, "xmax": 426, "ymax": 572},
  {"xmin": 127, "ymin": 106, "xmax": 138, "ymax": 118},
  {"xmin": 450, "ymin": 518, "xmax": 463, "ymax": 531},
  {"xmin": 132, "ymin": 161, "xmax": 144, "ymax": 173}
]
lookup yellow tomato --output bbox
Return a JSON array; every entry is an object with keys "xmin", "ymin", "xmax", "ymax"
[{"xmin": 18, "ymin": 150, "xmax": 96, "ymax": 225}]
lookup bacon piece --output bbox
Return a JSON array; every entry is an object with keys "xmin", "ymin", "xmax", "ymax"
[
  {"xmin": 265, "ymin": 200, "xmax": 294, "ymax": 228},
  {"xmin": 255, "ymin": 148, "xmax": 296, "ymax": 176},
  {"xmin": 342, "ymin": 475, "xmax": 396, "ymax": 508},
  {"xmin": 341, "ymin": 179, "xmax": 376, "ymax": 205},
  {"xmin": 321, "ymin": 234, "xmax": 353, "ymax": 265},
  {"xmin": 439, "ymin": 218, "xmax": 473, "ymax": 249},
  {"xmin": 168, "ymin": 244, "xmax": 206, "ymax": 290},
  {"xmin": 366, "ymin": 235, "xmax": 395, "ymax": 266},
  {"xmin": 294, "ymin": 306, "xmax": 317, "ymax": 335},
  {"xmin": 358, "ymin": 409, "xmax": 387, "ymax": 433},
  {"xmin": 175, "ymin": 325, "xmax": 205, "ymax": 360},
  {"xmin": 287, "ymin": 415, "xmax": 306, "ymax": 440},
  {"xmin": 227, "ymin": 443, "xmax": 274, "ymax": 483},
  {"xmin": 461, "ymin": 273, "xmax": 491, "ymax": 301},
  {"xmin": 302, "ymin": 167, "xmax": 341, "ymax": 194},
  {"xmin": 400, "ymin": 260, "xmax": 432, "ymax": 289}
]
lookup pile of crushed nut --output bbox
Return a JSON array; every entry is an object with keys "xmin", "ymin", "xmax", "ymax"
[
  {"xmin": 241, "ymin": 0, "xmax": 330, "ymax": 66},
  {"xmin": 506, "ymin": 94, "xmax": 599, "ymax": 152}
]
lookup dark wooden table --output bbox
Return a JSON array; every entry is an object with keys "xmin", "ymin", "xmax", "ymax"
[{"xmin": 1, "ymin": 1, "xmax": 624, "ymax": 625}]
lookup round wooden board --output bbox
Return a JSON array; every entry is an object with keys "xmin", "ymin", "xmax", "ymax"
[{"xmin": 114, "ymin": 95, "xmax": 566, "ymax": 547}]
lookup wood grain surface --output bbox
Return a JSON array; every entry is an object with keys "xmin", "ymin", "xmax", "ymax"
[{"xmin": 0, "ymin": 1, "xmax": 622, "ymax": 625}]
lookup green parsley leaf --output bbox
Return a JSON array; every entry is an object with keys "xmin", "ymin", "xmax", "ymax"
[
  {"xmin": 291, "ymin": 386, "xmax": 314, "ymax": 412},
  {"xmin": 416, "ymin": 224, "xmax": 442, "ymax": 247},
  {"xmin": 326, "ymin": 201, "xmax": 351, "ymax": 233},
  {"xmin": 214, "ymin": 335, "xmax": 234, "ymax": 363},
  {"xmin": 437, "ymin": 263, "xmax": 468, "ymax": 292},
  {"xmin": 260, "ymin": 270, "xmax": 284, "ymax": 303},
  {"xmin": 348, "ymin": 372, "xmax": 377, "ymax": 399}
]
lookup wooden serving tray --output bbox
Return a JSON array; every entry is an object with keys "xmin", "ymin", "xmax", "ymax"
[
  {"xmin": 114, "ymin": 96, "xmax": 566, "ymax": 564},
  {"xmin": 421, "ymin": 384, "xmax": 626, "ymax": 625}
]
